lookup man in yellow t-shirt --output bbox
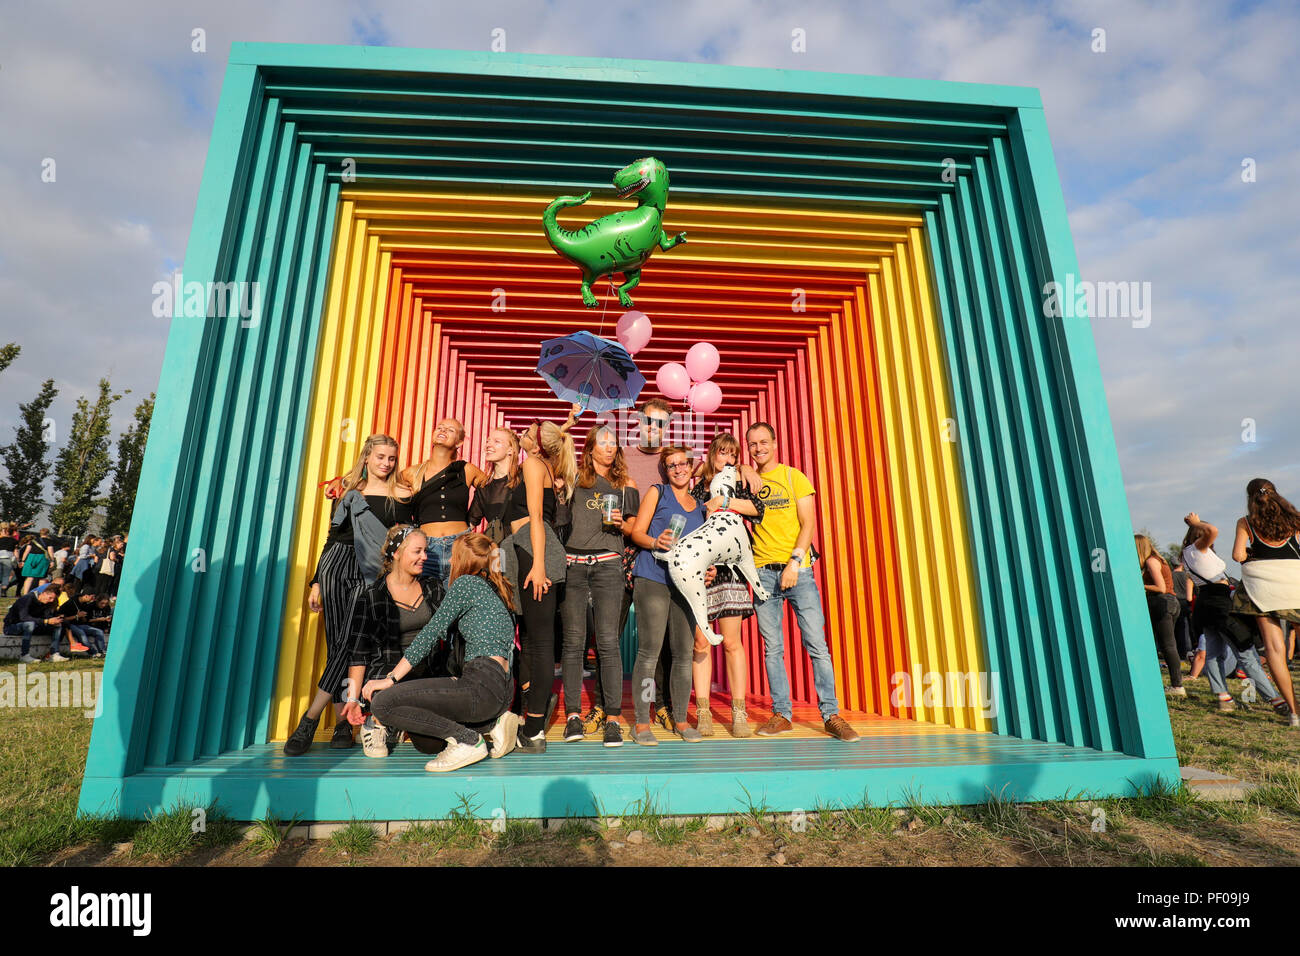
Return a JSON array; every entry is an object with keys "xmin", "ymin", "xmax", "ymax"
[{"xmin": 745, "ymin": 422, "xmax": 858, "ymax": 741}]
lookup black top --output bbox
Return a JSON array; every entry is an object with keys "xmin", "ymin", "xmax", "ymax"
[
  {"xmin": 1245, "ymin": 522, "xmax": 1300, "ymax": 561},
  {"xmin": 507, "ymin": 473, "xmax": 557, "ymax": 525},
  {"xmin": 5, "ymin": 592, "xmax": 59, "ymax": 627},
  {"xmin": 468, "ymin": 474, "xmax": 514, "ymax": 527},
  {"xmin": 410, "ymin": 460, "xmax": 471, "ymax": 525},
  {"xmin": 0, "ymin": 534, "xmax": 18, "ymax": 552}
]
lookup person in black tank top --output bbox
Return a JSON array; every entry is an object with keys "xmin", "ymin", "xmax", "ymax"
[
  {"xmin": 285, "ymin": 435, "xmax": 414, "ymax": 756},
  {"xmin": 1231, "ymin": 478, "xmax": 1300, "ymax": 725},
  {"xmin": 510, "ymin": 419, "xmax": 577, "ymax": 752},
  {"xmin": 403, "ymin": 417, "xmax": 489, "ymax": 588}
]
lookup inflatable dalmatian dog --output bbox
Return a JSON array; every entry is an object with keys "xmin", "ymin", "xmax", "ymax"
[{"xmin": 654, "ymin": 464, "xmax": 770, "ymax": 645}]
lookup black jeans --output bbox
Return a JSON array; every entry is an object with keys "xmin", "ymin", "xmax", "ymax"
[
  {"xmin": 561, "ymin": 556, "xmax": 625, "ymax": 716},
  {"xmin": 516, "ymin": 544, "xmax": 558, "ymax": 733},
  {"xmin": 371, "ymin": 657, "xmax": 512, "ymax": 747},
  {"xmin": 1147, "ymin": 591, "xmax": 1182, "ymax": 688},
  {"xmin": 631, "ymin": 577, "xmax": 693, "ymax": 726}
]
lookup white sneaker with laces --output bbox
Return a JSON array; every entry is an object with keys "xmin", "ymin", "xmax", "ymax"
[
  {"xmin": 425, "ymin": 736, "xmax": 489, "ymax": 772},
  {"xmin": 360, "ymin": 715, "xmax": 390, "ymax": 758},
  {"xmin": 49, "ymin": 653, "xmax": 68, "ymax": 662}
]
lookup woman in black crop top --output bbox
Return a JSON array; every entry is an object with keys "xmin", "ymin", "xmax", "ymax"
[
  {"xmin": 402, "ymin": 418, "xmax": 489, "ymax": 589},
  {"xmin": 1230, "ymin": 477, "xmax": 1300, "ymax": 726},
  {"xmin": 510, "ymin": 419, "xmax": 577, "ymax": 752},
  {"xmin": 285, "ymin": 434, "xmax": 414, "ymax": 756}
]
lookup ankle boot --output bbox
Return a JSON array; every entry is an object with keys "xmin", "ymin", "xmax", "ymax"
[
  {"xmin": 730, "ymin": 704, "xmax": 752, "ymax": 738},
  {"xmin": 283, "ymin": 714, "xmax": 319, "ymax": 756}
]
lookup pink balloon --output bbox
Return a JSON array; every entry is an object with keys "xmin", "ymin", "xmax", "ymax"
[
  {"xmin": 656, "ymin": 362, "xmax": 691, "ymax": 400},
  {"xmin": 689, "ymin": 381, "xmax": 723, "ymax": 414},
  {"xmin": 685, "ymin": 342, "xmax": 720, "ymax": 382},
  {"xmin": 615, "ymin": 310, "xmax": 653, "ymax": 355}
]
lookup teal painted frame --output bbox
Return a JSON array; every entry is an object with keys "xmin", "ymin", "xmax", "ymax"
[{"xmin": 80, "ymin": 44, "xmax": 1177, "ymax": 819}]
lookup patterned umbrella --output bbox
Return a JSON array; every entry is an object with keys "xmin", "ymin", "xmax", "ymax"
[{"xmin": 536, "ymin": 330, "xmax": 645, "ymax": 412}]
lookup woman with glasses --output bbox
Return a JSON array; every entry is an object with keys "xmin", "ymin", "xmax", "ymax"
[{"xmin": 627, "ymin": 445, "xmax": 707, "ymax": 745}]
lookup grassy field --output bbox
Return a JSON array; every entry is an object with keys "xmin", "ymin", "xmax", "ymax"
[{"xmin": 3, "ymin": 591, "xmax": 1298, "ymax": 866}]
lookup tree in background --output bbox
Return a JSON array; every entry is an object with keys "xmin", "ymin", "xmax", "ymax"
[
  {"xmin": 50, "ymin": 378, "xmax": 126, "ymax": 535},
  {"xmin": 0, "ymin": 343, "xmax": 18, "ymax": 376},
  {"xmin": 104, "ymin": 392, "xmax": 155, "ymax": 535},
  {"xmin": 0, "ymin": 378, "xmax": 58, "ymax": 524}
]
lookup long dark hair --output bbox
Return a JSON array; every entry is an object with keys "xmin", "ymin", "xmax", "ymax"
[
  {"xmin": 1245, "ymin": 478, "xmax": 1300, "ymax": 541},
  {"xmin": 699, "ymin": 431, "xmax": 740, "ymax": 487}
]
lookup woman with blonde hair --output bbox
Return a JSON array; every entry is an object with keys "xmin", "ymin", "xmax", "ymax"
[
  {"xmin": 1231, "ymin": 478, "xmax": 1300, "ymax": 727},
  {"xmin": 284, "ymin": 435, "xmax": 415, "ymax": 756},
  {"xmin": 366, "ymin": 532, "xmax": 521, "ymax": 771},
  {"xmin": 403, "ymin": 418, "xmax": 489, "ymax": 587},
  {"xmin": 504, "ymin": 418, "xmax": 576, "ymax": 752},
  {"xmin": 1136, "ymin": 534, "xmax": 1184, "ymax": 696},
  {"xmin": 467, "ymin": 426, "xmax": 522, "ymax": 543}
]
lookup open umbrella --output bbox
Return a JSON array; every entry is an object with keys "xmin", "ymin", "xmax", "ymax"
[{"xmin": 536, "ymin": 330, "xmax": 645, "ymax": 412}]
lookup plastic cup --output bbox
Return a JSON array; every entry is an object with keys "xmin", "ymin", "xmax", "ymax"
[
  {"xmin": 601, "ymin": 494, "xmax": 618, "ymax": 527},
  {"xmin": 666, "ymin": 513, "xmax": 687, "ymax": 544}
]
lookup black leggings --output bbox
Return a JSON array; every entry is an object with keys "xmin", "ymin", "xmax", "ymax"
[
  {"xmin": 1147, "ymin": 591, "xmax": 1183, "ymax": 688},
  {"xmin": 516, "ymin": 544, "xmax": 558, "ymax": 735},
  {"xmin": 371, "ymin": 657, "xmax": 512, "ymax": 747}
]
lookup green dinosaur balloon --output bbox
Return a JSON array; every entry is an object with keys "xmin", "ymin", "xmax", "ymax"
[{"xmin": 542, "ymin": 157, "xmax": 687, "ymax": 308}]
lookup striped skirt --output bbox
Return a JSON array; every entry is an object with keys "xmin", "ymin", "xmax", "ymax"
[
  {"xmin": 315, "ymin": 542, "xmax": 365, "ymax": 702},
  {"xmin": 706, "ymin": 564, "xmax": 755, "ymax": 621}
]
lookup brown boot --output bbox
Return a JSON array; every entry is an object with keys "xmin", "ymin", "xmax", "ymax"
[
  {"xmin": 824, "ymin": 714, "xmax": 860, "ymax": 741},
  {"xmin": 755, "ymin": 714, "xmax": 792, "ymax": 736},
  {"xmin": 730, "ymin": 704, "xmax": 752, "ymax": 738},
  {"xmin": 696, "ymin": 697, "xmax": 714, "ymax": 736}
]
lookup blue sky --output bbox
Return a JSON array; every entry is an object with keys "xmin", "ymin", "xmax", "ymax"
[{"xmin": 1, "ymin": 0, "xmax": 1297, "ymax": 567}]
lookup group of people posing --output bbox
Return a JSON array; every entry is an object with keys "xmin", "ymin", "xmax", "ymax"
[
  {"xmin": 284, "ymin": 397, "xmax": 859, "ymax": 773},
  {"xmin": 1136, "ymin": 478, "xmax": 1300, "ymax": 728}
]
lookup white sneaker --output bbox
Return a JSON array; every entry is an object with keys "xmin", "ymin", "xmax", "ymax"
[
  {"xmin": 48, "ymin": 653, "xmax": 68, "ymax": 662},
  {"xmin": 19, "ymin": 654, "xmax": 38, "ymax": 664},
  {"xmin": 487, "ymin": 711, "xmax": 520, "ymax": 758},
  {"xmin": 1289, "ymin": 713, "xmax": 1299, "ymax": 729},
  {"xmin": 360, "ymin": 715, "xmax": 390, "ymax": 758},
  {"xmin": 425, "ymin": 736, "xmax": 489, "ymax": 772}
]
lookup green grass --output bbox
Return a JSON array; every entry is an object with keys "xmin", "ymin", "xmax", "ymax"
[
  {"xmin": 131, "ymin": 800, "xmax": 241, "ymax": 861},
  {"xmin": 328, "ymin": 821, "xmax": 381, "ymax": 859}
]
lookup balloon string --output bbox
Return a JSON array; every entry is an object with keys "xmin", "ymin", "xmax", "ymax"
[{"xmin": 598, "ymin": 277, "xmax": 616, "ymax": 339}]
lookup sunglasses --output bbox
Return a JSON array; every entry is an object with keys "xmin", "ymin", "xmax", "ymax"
[{"xmin": 642, "ymin": 416, "xmax": 670, "ymax": 428}]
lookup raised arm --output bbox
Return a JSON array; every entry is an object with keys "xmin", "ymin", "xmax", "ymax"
[{"xmin": 1232, "ymin": 518, "xmax": 1250, "ymax": 564}]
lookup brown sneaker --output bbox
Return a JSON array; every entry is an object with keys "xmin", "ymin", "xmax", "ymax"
[
  {"xmin": 1217, "ymin": 697, "xmax": 1237, "ymax": 713},
  {"xmin": 755, "ymin": 714, "xmax": 792, "ymax": 736},
  {"xmin": 824, "ymin": 714, "xmax": 860, "ymax": 741}
]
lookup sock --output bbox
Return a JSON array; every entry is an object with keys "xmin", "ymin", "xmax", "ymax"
[{"xmin": 523, "ymin": 714, "xmax": 545, "ymax": 737}]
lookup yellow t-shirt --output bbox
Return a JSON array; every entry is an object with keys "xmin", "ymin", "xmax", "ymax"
[{"xmin": 752, "ymin": 465, "xmax": 815, "ymax": 568}]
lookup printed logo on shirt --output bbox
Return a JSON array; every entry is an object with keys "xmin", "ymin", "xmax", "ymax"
[{"xmin": 758, "ymin": 481, "xmax": 791, "ymax": 510}]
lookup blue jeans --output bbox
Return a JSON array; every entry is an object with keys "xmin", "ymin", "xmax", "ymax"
[
  {"xmin": 1203, "ymin": 626, "xmax": 1278, "ymax": 701},
  {"xmin": 753, "ymin": 566, "xmax": 840, "ymax": 720},
  {"xmin": 4, "ymin": 620, "xmax": 63, "ymax": 657},
  {"xmin": 420, "ymin": 530, "xmax": 468, "ymax": 587},
  {"xmin": 68, "ymin": 623, "xmax": 107, "ymax": 655}
]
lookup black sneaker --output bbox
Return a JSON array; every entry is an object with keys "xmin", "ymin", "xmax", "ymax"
[
  {"xmin": 603, "ymin": 720, "xmax": 623, "ymax": 747},
  {"xmin": 563, "ymin": 716, "xmax": 585, "ymax": 742},
  {"xmin": 516, "ymin": 726, "xmax": 548, "ymax": 754},
  {"xmin": 330, "ymin": 718, "xmax": 355, "ymax": 749},
  {"xmin": 283, "ymin": 714, "xmax": 319, "ymax": 756}
]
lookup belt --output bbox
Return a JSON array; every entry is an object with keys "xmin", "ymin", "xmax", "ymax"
[
  {"xmin": 762, "ymin": 562, "xmax": 788, "ymax": 571},
  {"xmin": 566, "ymin": 552, "xmax": 621, "ymax": 566}
]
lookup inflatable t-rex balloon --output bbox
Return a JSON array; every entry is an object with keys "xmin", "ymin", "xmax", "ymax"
[{"xmin": 542, "ymin": 157, "xmax": 686, "ymax": 308}]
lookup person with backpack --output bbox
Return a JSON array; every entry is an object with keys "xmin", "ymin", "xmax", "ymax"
[
  {"xmin": 1182, "ymin": 513, "xmax": 1283, "ymax": 714},
  {"xmin": 1230, "ymin": 479, "xmax": 1300, "ymax": 728}
]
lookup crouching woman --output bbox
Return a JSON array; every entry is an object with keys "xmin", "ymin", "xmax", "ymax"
[{"xmin": 364, "ymin": 533, "xmax": 520, "ymax": 772}]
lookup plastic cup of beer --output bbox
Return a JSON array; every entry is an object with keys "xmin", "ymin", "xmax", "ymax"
[
  {"xmin": 666, "ymin": 513, "xmax": 687, "ymax": 545},
  {"xmin": 601, "ymin": 494, "xmax": 618, "ymax": 527}
]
